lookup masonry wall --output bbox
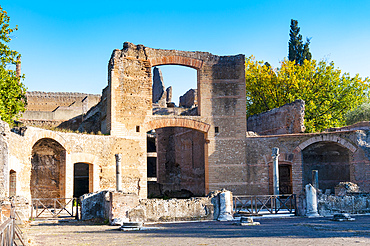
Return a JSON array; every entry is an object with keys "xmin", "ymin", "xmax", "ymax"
[
  {"xmin": 0, "ymin": 121, "xmax": 9, "ymax": 197},
  {"xmin": 245, "ymin": 131, "xmax": 370, "ymax": 195},
  {"xmin": 106, "ymin": 42, "xmax": 247, "ymax": 197},
  {"xmin": 247, "ymin": 99, "xmax": 305, "ymax": 135},
  {"xmin": 25, "ymin": 91, "xmax": 101, "ymax": 112},
  {"xmin": 81, "ymin": 190, "xmax": 213, "ymax": 223},
  {"xmin": 0, "ymin": 122, "xmax": 147, "ymax": 201},
  {"xmin": 19, "ymin": 92, "xmax": 101, "ymax": 128}
]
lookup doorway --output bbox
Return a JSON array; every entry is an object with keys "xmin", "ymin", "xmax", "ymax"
[{"xmin": 73, "ymin": 163, "xmax": 90, "ymax": 198}]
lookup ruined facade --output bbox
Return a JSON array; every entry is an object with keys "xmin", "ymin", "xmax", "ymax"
[{"xmin": 0, "ymin": 43, "xmax": 370, "ymax": 207}]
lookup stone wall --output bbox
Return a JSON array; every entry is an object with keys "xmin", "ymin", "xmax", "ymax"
[
  {"xmin": 80, "ymin": 190, "xmax": 111, "ymax": 221},
  {"xmin": 0, "ymin": 121, "xmax": 9, "ymax": 197},
  {"xmin": 2, "ymin": 43, "xmax": 370, "ymax": 219},
  {"xmin": 137, "ymin": 197, "xmax": 212, "ymax": 222},
  {"xmin": 81, "ymin": 190, "xmax": 213, "ymax": 223},
  {"xmin": 106, "ymin": 42, "xmax": 247, "ymax": 197},
  {"xmin": 318, "ymin": 194, "xmax": 370, "ymax": 216},
  {"xmin": 245, "ymin": 130, "xmax": 370, "ymax": 195},
  {"xmin": 247, "ymin": 99, "xmax": 305, "ymax": 135},
  {"xmin": 0, "ymin": 196, "xmax": 31, "ymax": 223},
  {"xmin": 19, "ymin": 92, "xmax": 101, "ymax": 128},
  {"xmin": 0, "ymin": 121, "xmax": 147, "ymax": 201},
  {"xmin": 179, "ymin": 89, "xmax": 197, "ymax": 108},
  {"xmin": 25, "ymin": 91, "xmax": 101, "ymax": 112}
]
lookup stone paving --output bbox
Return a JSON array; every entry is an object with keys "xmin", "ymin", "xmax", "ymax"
[{"xmin": 24, "ymin": 215, "xmax": 370, "ymax": 246}]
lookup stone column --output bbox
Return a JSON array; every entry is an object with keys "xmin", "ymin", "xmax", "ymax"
[
  {"xmin": 272, "ymin": 147, "xmax": 280, "ymax": 196},
  {"xmin": 115, "ymin": 154, "xmax": 122, "ymax": 191},
  {"xmin": 312, "ymin": 170, "xmax": 319, "ymax": 190},
  {"xmin": 305, "ymin": 184, "xmax": 320, "ymax": 217},
  {"xmin": 217, "ymin": 191, "xmax": 233, "ymax": 221}
]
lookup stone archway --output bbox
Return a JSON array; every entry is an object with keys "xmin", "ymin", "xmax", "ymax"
[
  {"xmin": 149, "ymin": 56, "xmax": 203, "ymax": 69},
  {"xmin": 295, "ymin": 135, "xmax": 357, "ymax": 194},
  {"xmin": 143, "ymin": 118, "xmax": 210, "ymax": 134},
  {"xmin": 106, "ymin": 42, "xmax": 247, "ymax": 197},
  {"xmin": 145, "ymin": 123, "xmax": 209, "ymax": 198},
  {"xmin": 302, "ymin": 141, "xmax": 351, "ymax": 193},
  {"xmin": 31, "ymin": 138, "xmax": 66, "ymax": 199}
]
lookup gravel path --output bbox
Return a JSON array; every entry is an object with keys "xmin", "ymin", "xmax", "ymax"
[{"xmin": 24, "ymin": 215, "xmax": 370, "ymax": 246}]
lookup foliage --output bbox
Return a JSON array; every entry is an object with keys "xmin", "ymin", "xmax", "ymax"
[
  {"xmin": 288, "ymin": 19, "xmax": 312, "ymax": 65},
  {"xmin": 0, "ymin": 6, "xmax": 26, "ymax": 125},
  {"xmin": 245, "ymin": 56, "xmax": 370, "ymax": 132},
  {"xmin": 345, "ymin": 102, "xmax": 370, "ymax": 125}
]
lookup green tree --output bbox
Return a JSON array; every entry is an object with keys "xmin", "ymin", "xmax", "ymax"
[
  {"xmin": 345, "ymin": 102, "xmax": 370, "ymax": 125},
  {"xmin": 0, "ymin": 6, "xmax": 26, "ymax": 125},
  {"xmin": 245, "ymin": 56, "xmax": 370, "ymax": 132},
  {"xmin": 288, "ymin": 19, "xmax": 312, "ymax": 65}
]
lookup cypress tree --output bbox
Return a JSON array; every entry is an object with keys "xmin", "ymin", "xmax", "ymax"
[{"xmin": 288, "ymin": 19, "xmax": 311, "ymax": 65}]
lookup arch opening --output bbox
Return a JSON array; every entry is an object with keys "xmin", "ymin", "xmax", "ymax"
[
  {"xmin": 302, "ymin": 141, "xmax": 351, "ymax": 193},
  {"xmin": 147, "ymin": 126, "xmax": 207, "ymax": 198},
  {"xmin": 31, "ymin": 138, "xmax": 66, "ymax": 199},
  {"xmin": 151, "ymin": 65, "xmax": 198, "ymax": 116}
]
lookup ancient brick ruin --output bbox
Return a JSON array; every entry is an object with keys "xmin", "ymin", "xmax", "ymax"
[{"xmin": 1, "ymin": 43, "xmax": 370, "ymax": 220}]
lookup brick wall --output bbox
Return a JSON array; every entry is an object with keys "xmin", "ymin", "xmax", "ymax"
[
  {"xmin": 106, "ymin": 42, "xmax": 247, "ymax": 197},
  {"xmin": 247, "ymin": 99, "xmax": 305, "ymax": 135}
]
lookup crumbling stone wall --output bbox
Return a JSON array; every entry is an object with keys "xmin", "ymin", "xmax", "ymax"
[
  {"xmin": 19, "ymin": 91, "xmax": 101, "ymax": 128},
  {"xmin": 179, "ymin": 89, "xmax": 197, "ymax": 108},
  {"xmin": 247, "ymin": 99, "xmax": 305, "ymax": 135},
  {"xmin": 25, "ymin": 91, "xmax": 100, "ymax": 112},
  {"xmin": 0, "ymin": 122, "xmax": 147, "ymax": 201},
  {"xmin": 318, "ymin": 194, "xmax": 370, "ymax": 215},
  {"xmin": 137, "ymin": 197, "xmax": 212, "ymax": 222},
  {"xmin": 0, "ymin": 196, "xmax": 31, "ymax": 223},
  {"xmin": 0, "ymin": 121, "xmax": 9, "ymax": 197},
  {"xmin": 245, "ymin": 131, "xmax": 369, "ymax": 195},
  {"xmin": 106, "ymin": 42, "xmax": 247, "ymax": 197},
  {"xmin": 2, "ymin": 43, "xmax": 370, "ymax": 217},
  {"xmin": 81, "ymin": 190, "xmax": 213, "ymax": 223},
  {"xmin": 80, "ymin": 190, "xmax": 111, "ymax": 221}
]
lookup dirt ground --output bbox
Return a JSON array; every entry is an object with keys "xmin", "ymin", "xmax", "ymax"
[{"xmin": 23, "ymin": 215, "xmax": 370, "ymax": 246}]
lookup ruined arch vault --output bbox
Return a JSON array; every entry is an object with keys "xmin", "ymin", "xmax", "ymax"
[
  {"xmin": 105, "ymin": 42, "xmax": 247, "ymax": 197},
  {"xmin": 2, "ymin": 43, "xmax": 370, "ymax": 202}
]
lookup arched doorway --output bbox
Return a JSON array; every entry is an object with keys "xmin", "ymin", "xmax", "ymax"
[
  {"xmin": 302, "ymin": 141, "xmax": 351, "ymax": 193},
  {"xmin": 147, "ymin": 126, "xmax": 207, "ymax": 198},
  {"xmin": 73, "ymin": 163, "xmax": 91, "ymax": 198},
  {"xmin": 31, "ymin": 138, "xmax": 66, "ymax": 199}
]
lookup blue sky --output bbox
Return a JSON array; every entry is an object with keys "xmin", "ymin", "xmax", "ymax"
[{"xmin": 3, "ymin": 1, "xmax": 370, "ymax": 104}]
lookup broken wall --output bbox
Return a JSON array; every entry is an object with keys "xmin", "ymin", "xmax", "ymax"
[
  {"xmin": 81, "ymin": 190, "xmax": 213, "ymax": 223},
  {"xmin": 106, "ymin": 42, "xmax": 247, "ymax": 197},
  {"xmin": 179, "ymin": 89, "xmax": 197, "ymax": 108},
  {"xmin": 0, "ymin": 123, "xmax": 146, "ymax": 201},
  {"xmin": 245, "ymin": 130, "xmax": 370, "ymax": 195},
  {"xmin": 20, "ymin": 92, "xmax": 101, "ymax": 128},
  {"xmin": 247, "ymin": 99, "xmax": 305, "ymax": 135},
  {"xmin": 25, "ymin": 91, "xmax": 101, "ymax": 112},
  {"xmin": 318, "ymin": 194, "xmax": 370, "ymax": 215}
]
